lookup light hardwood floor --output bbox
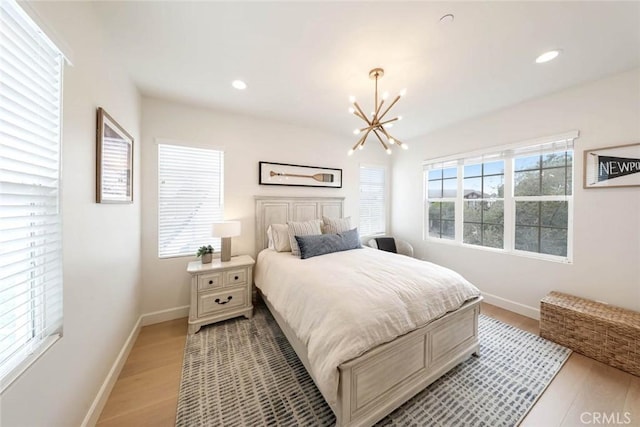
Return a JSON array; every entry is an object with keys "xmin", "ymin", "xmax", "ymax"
[{"xmin": 96, "ymin": 303, "xmax": 639, "ymax": 426}]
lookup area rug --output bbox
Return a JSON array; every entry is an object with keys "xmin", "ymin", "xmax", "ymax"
[{"xmin": 176, "ymin": 305, "xmax": 571, "ymax": 427}]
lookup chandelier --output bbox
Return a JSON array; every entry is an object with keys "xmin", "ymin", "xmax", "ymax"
[{"xmin": 348, "ymin": 67, "xmax": 408, "ymax": 155}]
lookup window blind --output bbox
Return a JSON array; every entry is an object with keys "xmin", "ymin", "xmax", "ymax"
[
  {"xmin": 359, "ymin": 165, "xmax": 386, "ymax": 236},
  {"xmin": 158, "ymin": 144, "xmax": 224, "ymax": 258},
  {"xmin": 0, "ymin": 0, "xmax": 63, "ymax": 391}
]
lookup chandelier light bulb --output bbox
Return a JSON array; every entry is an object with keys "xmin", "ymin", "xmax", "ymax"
[
  {"xmin": 399, "ymin": 88, "xmax": 407, "ymax": 97},
  {"xmin": 383, "ymin": 123, "xmax": 393, "ymax": 128},
  {"xmin": 386, "ymin": 148, "xmax": 392, "ymax": 155},
  {"xmin": 398, "ymin": 116, "xmax": 403, "ymax": 121},
  {"xmin": 349, "ymin": 95, "xmax": 356, "ymax": 103},
  {"xmin": 353, "ymin": 129, "xmax": 361, "ymax": 135},
  {"xmin": 382, "ymin": 91, "xmax": 389, "ymax": 100},
  {"xmin": 358, "ymin": 144, "xmax": 364, "ymax": 150},
  {"xmin": 348, "ymin": 107, "xmax": 355, "ymax": 114},
  {"xmin": 348, "ymin": 149, "xmax": 355, "ymax": 156},
  {"xmin": 389, "ymin": 138, "xmax": 395, "ymax": 144},
  {"xmin": 402, "ymin": 144, "xmax": 409, "ymax": 150}
]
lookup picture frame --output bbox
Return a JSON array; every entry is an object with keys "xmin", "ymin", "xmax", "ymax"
[
  {"xmin": 259, "ymin": 161, "xmax": 342, "ymax": 188},
  {"xmin": 96, "ymin": 107, "xmax": 134, "ymax": 203},
  {"xmin": 584, "ymin": 142, "xmax": 640, "ymax": 189}
]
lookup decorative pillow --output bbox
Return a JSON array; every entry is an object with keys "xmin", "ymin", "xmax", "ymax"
[
  {"xmin": 322, "ymin": 216, "xmax": 351, "ymax": 234},
  {"xmin": 267, "ymin": 224, "xmax": 291, "ymax": 252},
  {"xmin": 267, "ymin": 225, "xmax": 275, "ymax": 250},
  {"xmin": 295, "ymin": 228, "xmax": 362, "ymax": 259},
  {"xmin": 287, "ymin": 219, "xmax": 323, "ymax": 256}
]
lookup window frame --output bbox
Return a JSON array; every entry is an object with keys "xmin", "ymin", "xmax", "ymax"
[
  {"xmin": 358, "ymin": 163, "xmax": 389, "ymax": 237},
  {"xmin": 423, "ymin": 131, "xmax": 578, "ymax": 263}
]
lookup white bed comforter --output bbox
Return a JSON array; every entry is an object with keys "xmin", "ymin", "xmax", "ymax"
[{"xmin": 254, "ymin": 247, "xmax": 481, "ymax": 407}]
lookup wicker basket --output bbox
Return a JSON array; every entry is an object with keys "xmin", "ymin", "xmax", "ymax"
[{"xmin": 540, "ymin": 291, "xmax": 640, "ymax": 377}]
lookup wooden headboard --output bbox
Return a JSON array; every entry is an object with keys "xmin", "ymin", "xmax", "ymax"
[{"xmin": 254, "ymin": 196, "xmax": 345, "ymax": 252}]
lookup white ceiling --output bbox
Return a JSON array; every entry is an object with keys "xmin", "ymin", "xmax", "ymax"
[{"xmin": 93, "ymin": 1, "xmax": 640, "ymax": 140}]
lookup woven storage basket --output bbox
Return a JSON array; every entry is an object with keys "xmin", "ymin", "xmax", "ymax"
[{"xmin": 540, "ymin": 291, "xmax": 640, "ymax": 377}]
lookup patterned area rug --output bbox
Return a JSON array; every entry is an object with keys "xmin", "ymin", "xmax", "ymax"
[{"xmin": 176, "ymin": 305, "xmax": 571, "ymax": 427}]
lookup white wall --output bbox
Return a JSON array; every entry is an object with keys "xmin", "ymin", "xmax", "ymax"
[
  {"xmin": 140, "ymin": 97, "xmax": 390, "ymax": 314},
  {"xmin": 1, "ymin": 3, "xmax": 142, "ymax": 426},
  {"xmin": 392, "ymin": 69, "xmax": 640, "ymax": 318}
]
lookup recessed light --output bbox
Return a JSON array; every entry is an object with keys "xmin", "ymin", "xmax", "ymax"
[
  {"xmin": 440, "ymin": 13, "xmax": 454, "ymax": 24},
  {"xmin": 231, "ymin": 80, "xmax": 247, "ymax": 90},
  {"xmin": 535, "ymin": 50, "xmax": 561, "ymax": 64}
]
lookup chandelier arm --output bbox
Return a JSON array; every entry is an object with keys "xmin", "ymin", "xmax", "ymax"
[
  {"xmin": 379, "ymin": 117, "xmax": 399, "ymax": 126},
  {"xmin": 372, "ymin": 129, "xmax": 389, "ymax": 151},
  {"xmin": 353, "ymin": 102, "xmax": 372, "ymax": 125},
  {"xmin": 352, "ymin": 109, "xmax": 368, "ymax": 122},
  {"xmin": 351, "ymin": 133, "xmax": 367, "ymax": 152},
  {"xmin": 359, "ymin": 128, "xmax": 374, "ymax": 148},
  {"xmin": 374, "ymin": 99, "xmax": 385, "ymax": 122},
  {"xmin": 378, "ymin": 95, "xmax": 401, "ymax": 122},
  {"xmin": 379, "ymin": 126, "xmax": 401, "ymax": 146}
]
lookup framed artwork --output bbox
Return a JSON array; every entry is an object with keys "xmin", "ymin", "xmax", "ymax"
[
  {"xmin": 96, "ymin": 107, "xmax": 134, "ymax": 203},
  {"xmin": 584, "ymin": 143, "xmax": 640, "ymax": 189},
  {"xmin": 259, "ymin": 161, "xmax": 342, "ymax": 188}
]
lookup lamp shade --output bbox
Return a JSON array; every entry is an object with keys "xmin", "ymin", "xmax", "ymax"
[{"xmin": 212, "ymin": 221, "xmax": 241, "ymax": 238}]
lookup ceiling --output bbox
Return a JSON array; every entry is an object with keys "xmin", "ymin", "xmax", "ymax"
[{"xmin": 92, "ymin": 1, "xmax": 640, "ymax": 141}]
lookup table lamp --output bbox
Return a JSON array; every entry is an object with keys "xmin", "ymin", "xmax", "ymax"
[{"xmin": 212, "ymin": 220, "xmax": 241, "ymax": 262}]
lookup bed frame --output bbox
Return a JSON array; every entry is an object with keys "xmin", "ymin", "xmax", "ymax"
[{"xmin": 255, "ymin": 196, "xmax": 482, "ymax": 427}]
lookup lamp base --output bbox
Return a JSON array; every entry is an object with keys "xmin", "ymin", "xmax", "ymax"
[{"xmin": 221, "ymin": 237, "xmax": 232, "ymax": 262}]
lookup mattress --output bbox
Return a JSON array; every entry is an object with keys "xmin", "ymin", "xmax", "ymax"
[{"xmin": 254, "ymin": 246, "xmax": 481, "ymax": 407}]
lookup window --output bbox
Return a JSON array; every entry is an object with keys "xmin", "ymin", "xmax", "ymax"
[
  {"xmin": 514, "ymin": 151, "xmax": 572, "ymax": 257},
  {"xmin": 0, "ymin": 0, "xmax": 64, "ymax": 391},
  {"xmin": 158, "ymin": 143, "xmax": 224, "ymax": 258},
  {"xmin": 424, "ymin": 132, "xmax": 577, "ymax": 262},
  {"xmin": 463, "ymin": 160, "xmax": 505, "ymax": 249},
  {"xmin": 359, "ymin": 165, "xmax": 386, "ymax": 236},
  {"xmin": 426, "ymin": 167, "xmax": 456, "ymax": 240}
]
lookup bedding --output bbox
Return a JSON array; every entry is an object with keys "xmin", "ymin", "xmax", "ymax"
[{"xmin": 254, "ymin": 247, "xmax": 481, "ymax": 408}]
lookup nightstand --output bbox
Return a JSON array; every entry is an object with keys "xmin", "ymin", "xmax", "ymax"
[{"xmin": 186, "ymin": 254, "xmax": 255, "ymax": 334}]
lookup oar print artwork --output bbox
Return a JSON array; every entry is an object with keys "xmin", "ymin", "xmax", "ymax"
[{"xmin": 270, "ymin": 170, "xmax": 334, "ymax": 183}]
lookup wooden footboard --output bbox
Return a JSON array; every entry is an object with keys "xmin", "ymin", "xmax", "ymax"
[{"xmin": 261, "ymin": 292, "xmax": 482, "ymax": 427}]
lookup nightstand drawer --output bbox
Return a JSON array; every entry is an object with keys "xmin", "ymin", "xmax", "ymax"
[
  {"xmin": 223, "ymin": 268, "xmax": 247, "ymax": 287},
  {"xmin": 198, "ymin": 272, "xmax": 222, "ymax": 291},
  {"xmin": 198, "ymin": 288, "xmax": 246, "ymax": 317}
]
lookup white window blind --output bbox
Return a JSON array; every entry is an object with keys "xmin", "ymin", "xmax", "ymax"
[
  {"xmin": 0, "ymin": 0, "xmax": 64, "ymax": 392},
  {"xmin": 359, "ymin": 165, "xmax": 386, "ymax": 236},
  {"xmin": 158, "ymin": 144, "xmax": 224, "ymax": 258}
]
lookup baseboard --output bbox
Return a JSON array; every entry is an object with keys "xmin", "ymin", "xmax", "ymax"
[
  {"xmin": 482, "ymin": 292, "xmax": 540, "ymax": 320},
  {"xmin": 140, "ymin": 305, "xmax": 189, "ymax": 326},
  {"xmin": 80, "ymin": 316, "xmax": 142, "ymax": 427}
]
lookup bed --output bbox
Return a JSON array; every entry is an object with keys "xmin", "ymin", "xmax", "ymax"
[{"xmin": 254, "ymin": 196, "xmax": 482, "ymax": 427}]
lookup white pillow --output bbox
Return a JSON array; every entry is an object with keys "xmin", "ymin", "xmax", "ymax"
[
  {"xmin": 322, "ymin": 216, "xmax": 351, "ymax": 234},
  {"xmin": 287, "ymin": 219, "xmax": 323, "ymax": 257},
  {"xmin": 267, "ymin": 224, "xmax": 291, "ymax": 252}
]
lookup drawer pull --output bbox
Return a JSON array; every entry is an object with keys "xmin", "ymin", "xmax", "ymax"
[
  {"xmin": 234, "ymin": 275, "xmax": 239, "ymax": 280},
  {"xmin": 214, "ymin": 296, "xmax": 233, "ymax": 305},
  {"xmin": 208, "ymin": 280, "xmax": 214, "ymax": 285}
]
